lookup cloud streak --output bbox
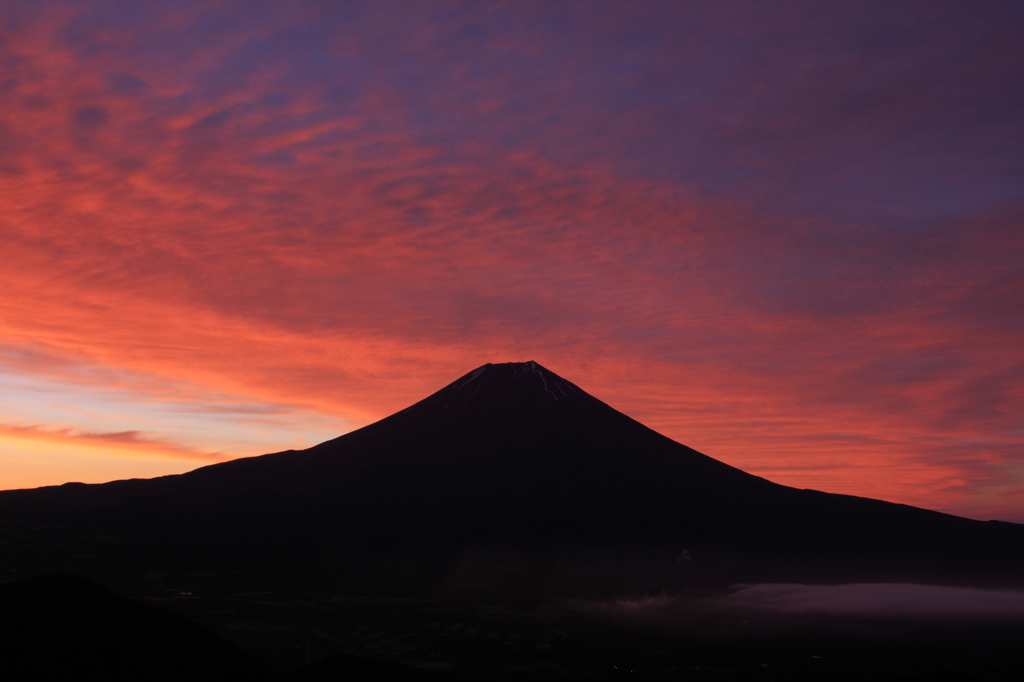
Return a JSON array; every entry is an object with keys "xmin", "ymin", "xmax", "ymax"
[{"xmin": 0, "ymin": 422, "xmax": 225, "ymax": 463}]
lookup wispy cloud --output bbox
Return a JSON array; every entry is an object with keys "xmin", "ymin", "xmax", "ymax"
[{"xmin": 0, "ymin": 422, "xmax": 226, "ymax": 462}]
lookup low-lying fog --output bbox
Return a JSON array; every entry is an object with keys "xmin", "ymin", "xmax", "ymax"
[
  {"xmin": 569, "ymin": 583, "xmax": 1024, "ymax": 623},
  {"xmin": 553, "ymin": 584, "xmax": 1024, "ymax": 678},
  {"xmin": 722, "ymin": 583, "xmax": 1024, "ymax": 618}
]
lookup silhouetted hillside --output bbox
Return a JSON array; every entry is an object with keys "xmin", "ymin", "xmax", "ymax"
[
  {"xmin": 0, "ymin": 574, "xmax": 274, "ymax": 681},
  {"xmin": 1, "ymin": 362, "xmax": 1022, "ymax": 595}
]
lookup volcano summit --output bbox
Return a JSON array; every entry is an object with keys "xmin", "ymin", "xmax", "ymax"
[{"xmin": 2, "ymin": 361, "xmax": 1022, "ymax": 595}]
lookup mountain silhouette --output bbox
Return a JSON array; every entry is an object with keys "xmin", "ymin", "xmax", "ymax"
[{"xmin": 2, "ymin": 361, "xmax": 1022, "ymax": 595}]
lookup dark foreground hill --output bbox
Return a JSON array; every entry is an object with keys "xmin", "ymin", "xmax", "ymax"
[
  {"xmin": 1, "ymin": 361, "xmax": 1023, "ymax": 596},
  {"xmin": 0, "ymin": 574, "xmax": 273, "ymax": 681}
]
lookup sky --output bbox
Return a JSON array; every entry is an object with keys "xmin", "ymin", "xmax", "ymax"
[{"xmin": 1, "ymin": 1, "xmax": 1022, "ymax": 522}]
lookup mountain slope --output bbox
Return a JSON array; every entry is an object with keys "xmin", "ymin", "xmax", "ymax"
[{"xmin": 1, "ymin": 361, "xmax": 1022, "ymax": 593}]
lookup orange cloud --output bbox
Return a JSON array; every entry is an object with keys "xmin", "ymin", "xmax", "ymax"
[{"xmin": 0, "ymin": 422, "xmax": 226, "ymax": 463}]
